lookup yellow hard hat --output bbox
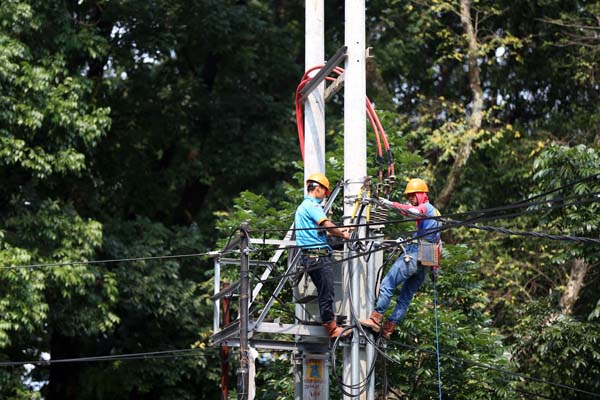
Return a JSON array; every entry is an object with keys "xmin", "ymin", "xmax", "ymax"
[
  {"xmin": 404, "ymin": 178, "xmax": 428, "ymax": 194},
  {"xmin": 307, "ymin": 172, "xmax": 331, "ymax": 195}
]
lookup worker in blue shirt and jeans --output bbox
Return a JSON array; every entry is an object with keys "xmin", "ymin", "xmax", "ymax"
[
  {"xmin": 295, "ymin": 173, "xmax": 350, "ymax": 338},
  {"xmin": 360, "ymin": 178, "xmax": 442, "ymax": 339}
]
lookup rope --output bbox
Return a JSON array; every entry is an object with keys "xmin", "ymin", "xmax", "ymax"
[{"xmin": 432, "ymin": 271, "xmax": 443, "ymax": 399}]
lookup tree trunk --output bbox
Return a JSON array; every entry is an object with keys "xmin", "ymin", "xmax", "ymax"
[
  {"xmin": 47, "ymin": 333, "xmax": 80, "ymax": 400},
  {"xmin": 436, "ymin": 0, "xmax": 483, "ymax": 210},
  {"xmin": 559, "ymin": 258, "xmax": 590, "ymax": 315}
]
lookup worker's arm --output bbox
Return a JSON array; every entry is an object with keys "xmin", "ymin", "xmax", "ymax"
[
  {"xmin": 320, "ymin": 220, "xmax": 350, "ymax": 240},
  {"xmin": 381, "ymin": 200, "xmax": 427, "ymax": 215}
]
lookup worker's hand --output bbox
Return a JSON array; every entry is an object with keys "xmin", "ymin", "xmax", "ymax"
[
  {"xmin": 340, "ymin": 228, "xmax": 350, "ymax": 240},
  {"xmin": 379, "ymin": 198, "xmax": 394, "ymax": 208}
]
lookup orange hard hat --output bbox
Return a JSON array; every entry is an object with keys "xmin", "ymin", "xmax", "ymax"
[
  {"xmin": 404, "ymin": 178, "xmax": 428, "ymax": 194},
  {"xmin": 306, "ymin": 172, "xmax": 331, "ymax": 195}
]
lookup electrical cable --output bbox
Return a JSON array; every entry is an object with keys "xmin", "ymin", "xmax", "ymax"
[
  {"xmin": 0, "ymin": 348, "xmax": 207, "ymax": 367},
  {"xmin": 246, "ymin": 197, "xmax": 600, "ymax": 257},
  {"xmin": 515, "ymin": 172, "xmax": 600, "ymax": 205},
  {"xmin": 249, "ymin": 190, "xmax": 600, "ymax": 236},
  {"xmin": 237, "ymin": 216, "xmax": 599, "ymax": 398},
  {"xmin": 232, "ymin": 176, "xmax": 598, "ymax": 397},
  {"xmin": 228, "ymin": 215, "xmax": 597, "ymax": 397},
  {"xmin": 238, "ymin": 217, "xmax": 597, "ymax": 288},
  {"xmin": 0, "ymin": 251, "xmax": 223, "ymax": 270}
]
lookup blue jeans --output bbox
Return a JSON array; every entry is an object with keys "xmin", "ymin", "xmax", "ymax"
[
  {"xmin": 303, "ymin": 255, "xmax": 335, "ymax": 324},
  {"xmin": 374, "ymin": 252, "xmax": 427, "ymax": 323}
]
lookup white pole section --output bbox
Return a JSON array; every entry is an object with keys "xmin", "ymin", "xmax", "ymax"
[
  {"xmin": 343, "ymin": 1, "xmax": 367, "ymax": 399},
  {"xmin": 304, "ymin": 0, "xmax": 326, "ymax": 183},
  {"xmin": 299, "ymin": 3, "xmax": 326, "ymax": 399}
]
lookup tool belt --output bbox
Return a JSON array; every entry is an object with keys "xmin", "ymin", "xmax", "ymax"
[
  {"xmin": 301, "ymin": 248, "xmax": 332, "ymax": 258},
  {"xmin": 417, "ymin": 240, "xmax": 441, "ymax": 267}
]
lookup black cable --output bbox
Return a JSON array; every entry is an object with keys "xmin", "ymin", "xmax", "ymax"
[
  {"xmin": 4, "ymin": 191, "xmax": 597, "ymax": 272},
  {"xmin": 515, "ymin": 172, "xmax": 600, "ymax": 205},
  {"xmin": 244, "ymin": 213, "xmax": 600, "ymax": 287},
  {"xmin": 238, "ymin": 223, "xmax": 600, "ymax": 399},
  {"xmin": 250, "ymin": 192, "xmax": 600, "ymax": 238},
  {"xmin": 329, "ymin": 242, "xmax": 397, "ymax": 398},
  {"xmin": 245, "ymin": 194, "xmax": 600, "ymax": 253},
  {"xmin": 248, "ymin": 192, "xmax": 600, "ymax": 241},
  {"xmin": 249, "ymin": 187, "xmax": 600, "ymax": 235},
  {"xmin": 0, "ymin": 348, "xmax": 206, "ymax": 367},
  {"xmin": 0, "ymin": 251, "xmax": 222, "ymax": 270}
]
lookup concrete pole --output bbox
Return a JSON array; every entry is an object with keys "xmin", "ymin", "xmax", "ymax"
[
  {"xmin": 343, "ymin": 1, "xmax": 367, "ymax": 399},
  {"xmin": 303, "ymin": 0, "xmax": 326, "ymax": 182},
  {"xmin": 297, "ymin": 2, "xmax": 326, "ymax": 399}
]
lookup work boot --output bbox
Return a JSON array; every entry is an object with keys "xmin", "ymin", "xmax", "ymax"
[
  {"xmin": 322, "ymin": 320, "xmax": 352, "ymax": 338},
  {"xmin": 359, "ymin": 311, "xmax": 384, "ymax": 333},
  {"xmin": 381, "ymin": 320, "xmax": 396, "ymax": 340}
]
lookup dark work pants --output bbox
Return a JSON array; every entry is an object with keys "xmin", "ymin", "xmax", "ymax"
[{"xmin": 303, "ymin": 255, "xmax": 335, "ymax": 324}]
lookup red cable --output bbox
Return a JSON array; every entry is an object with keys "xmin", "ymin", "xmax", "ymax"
[
  {"xmin": 365, "ymin": 99, "xmax": 384, "ymax": 183},
  {"xmin": 295, "ymin": 66, "xmax": 326, "ymax": 159},
  {"xmin": 366, "ymin": 99, "xmax": 394, "ymax": 177},
  {"xmin": 295, "ymin": 65, "xmax": 395, "ymax": 180}
]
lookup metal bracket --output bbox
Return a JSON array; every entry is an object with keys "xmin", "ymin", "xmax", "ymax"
[{"xmin": 299, "ymin": 46, "xmax": 347, "ymax": 102}]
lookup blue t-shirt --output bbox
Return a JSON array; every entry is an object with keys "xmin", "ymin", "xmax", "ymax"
[
  {"xmin": 405, "ymin": 201, "xmax": 441, "ymax": 253},
  {"xmin": 294, "ymin": 196, "xmax": 330, "ymax": 250},
  {"xmin": 415, "ymin": 202, "xmax": 442, "ymax": 243}
]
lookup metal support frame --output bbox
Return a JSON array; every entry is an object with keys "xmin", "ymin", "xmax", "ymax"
[
  {"xmin": 237, "ymin": 223, "xmax": 250, "ymax": 400},
  {"xmin": 324, "ymin": 73, "xmax": 345, "ymax": 102},
  {"xmin": 214, "ymin": 258, "xmax": 221, "ymax": 334},
  {"xmin": 299, "ymin": 45, "xmax": 348, "ymax": 102}
]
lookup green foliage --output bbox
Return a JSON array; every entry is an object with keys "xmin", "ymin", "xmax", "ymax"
[
  {"xmin": 70, "ymin": 218, "xmax": 219, "ymax": 400},
  {"xmin": 254, "ymin": 356, "xmax": 295, "ymax": 399},
  {"xmin": 511, "ymin": 306, "xmax": 600, "ymax": 398},
  {"xmin": 1, "ymin": 0, "xmax": 599, "ymax": 398}
]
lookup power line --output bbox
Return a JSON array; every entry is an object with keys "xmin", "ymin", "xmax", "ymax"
[
  {"xmin": 3, "ymin": 190, "xmax": 598, "ymax": 272},
  {"xmin": 516, "ymin": 172, "xmax": 600, "ymax": 205},
  {"xmin": 0, "ymin": 251, "xmax": 226, "ymax": 271},
  {"xmin": 249, "ymin": 176, "xmax": 600, "ymax": 234},
  {"xmin": 0, "ymin": 348, "xmax": 207, "ymax": 367}
]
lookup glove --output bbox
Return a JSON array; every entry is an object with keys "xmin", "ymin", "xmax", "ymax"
[{"xmin": 379, "ymin": 198, "xmax": 394, "ymax": 208}]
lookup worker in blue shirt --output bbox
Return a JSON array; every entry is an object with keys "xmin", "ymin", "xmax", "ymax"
[
  {"xmin": 295, "ymin": 173, "xmax": 350, "ymax": 338},
  {"xmin": 360, "ymin": 178, "xmax": 442, "ymax": 339}
]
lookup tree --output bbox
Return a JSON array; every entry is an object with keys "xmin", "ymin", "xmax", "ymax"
[{"xmin": 0, "ymin": 1, "xmax": 112, "ymax": 398}]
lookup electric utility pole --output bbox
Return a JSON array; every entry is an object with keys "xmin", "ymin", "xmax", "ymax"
[
  {"xmin": 304, "ymin": 0, "xmax": 326, "ymax": 181},
  {"xmin": 299, "ymin": 1, "xmax": 375, "ymax": 399},
  {"xmin": 343, "ymin": 1, "xmax": 373, "ymax": 400},
  {"xmin": 296, "ymin": 2, "xmax": 330, "ymax": 400}
]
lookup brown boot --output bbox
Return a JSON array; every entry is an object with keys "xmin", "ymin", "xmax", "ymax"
[
  {"xmin": 359, "ymin": 311, "xmax": 384, "ymax": 333},
  {"xmin": 381, "ymin": 320, "xmax": 396, "ymax": 339},
  {"xmin": 322, "ymin": 320, "xmax": 352, "ymax": 338}
]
